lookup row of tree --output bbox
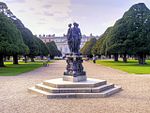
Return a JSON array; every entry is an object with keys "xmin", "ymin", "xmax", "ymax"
[
  {"xmin": 81, "ymin": 3, "xmax": 150, "ymax": 64},
  {"xmin": 0, "ymin": 13, "xmax": 61, "ymax": 67}
]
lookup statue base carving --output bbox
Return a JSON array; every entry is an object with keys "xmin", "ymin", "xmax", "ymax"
[{"xmin": 64, "ymin": 53, "xmax": 86, "ymax": 82}]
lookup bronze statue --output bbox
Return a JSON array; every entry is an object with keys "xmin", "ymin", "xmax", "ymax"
[
  {"xmin": 67, "ymin": 22, "xmax": 82, "ymax": 54},
  {"xmin": 64, "ymin": 23, "xmax": 86, "ymax": 77}
]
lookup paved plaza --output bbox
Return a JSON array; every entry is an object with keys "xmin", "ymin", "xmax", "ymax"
[{"xmin": 0, "ymin": 60, "xmax": 150, "ymax": 113}]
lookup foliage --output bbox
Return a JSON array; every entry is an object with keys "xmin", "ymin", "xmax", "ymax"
[
  {"xmin": 92, "ymin": 27, "xmax": 113, "ymax": 55},
  {"xmin": 93, "ymin": 3, "xmax": 150, "ymax": 64},
  {"xmin": 46, "ymin": 41, "xmax": 61, "ymax": 59},
  {"xmin": 107, "ymin": 3, "xmax": 150, "ymax": 55},
  {"xmin": 80, "ymin": 38, "xmax": 97, "ymax": 56},
  {"xmin": 12, "ymin": 19, "xmax": 39, "ymax": 57},
  {"xmin": 0, "ymin": 13, "xmax": 29, "ymax": 66},
  {"xmin": 34, "ymin": 36, "xmax": 49, "ymax": 56},
  {"xmin": 0, "ymin": 13, "xmax": 28, "ymax": 55}
]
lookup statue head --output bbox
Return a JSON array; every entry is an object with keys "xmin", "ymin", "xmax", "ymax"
[
  {"xmin": 73, "ymin": 22, "xmax": 79, "ymax": 27},
  {"xmin": 68, "ymin": 23, "xmax": 72, "ymax": 28}
]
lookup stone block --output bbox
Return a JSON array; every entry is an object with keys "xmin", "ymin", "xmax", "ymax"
[{"xmin": 63, "ymin": 75, "xmax": 87, "ymax": 82}]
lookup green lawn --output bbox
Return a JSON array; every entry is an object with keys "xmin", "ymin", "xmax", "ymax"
[
  {"xmin": 96, "ymin": 59, "xmax": 150, "ymax": 74},
  {"xmin": 0, "ymin": 61, "xmax": 44, "ymax": 76}
]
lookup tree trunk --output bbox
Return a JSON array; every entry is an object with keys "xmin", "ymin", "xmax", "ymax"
[
  {"xmin": 0, "ymin": 54, "xmax": 4, "ymax": 67},
  {"xmin": 40, "ymin": 55, "xmax": 44, "ymax": 60},
  {"xmin": 13, "ymin": 55, "xmax": 18, "ymax": 64},
  {"xmin": 31, "ymin": 57, "xmax": 35, "ymax": 62},
  {"xmin": 50, "ymin": 56, "xmax": 54, "ymax": 59},
  {"xmin": 138, "ymin": 53, "xmax": 146, "ymax": 65},
  {"xmin": 123, "ymin": 53, "xmax": 127, "ymax": 63},
  {"xmin": 108, "ymin": 55, "xmax": 111, "ymax": 59},
  {"xmin": 4, "ymin": 55, "xmax": 6, "ymax": 62},
  {"xmin": 114, "ymin": 53, "xmax": 119, "ymax": 62},
  {"xmin": 24, "ymin": 55, "xmax": 27, "ymax": 63},
  {"xmin": 7, "ymin": 56, "xmax": 10, "ymax": 61}
]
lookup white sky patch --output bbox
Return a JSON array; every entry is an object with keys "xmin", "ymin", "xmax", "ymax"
[{"xmin": 3, "ymin": 0, "xmax": 72, "ymax": 36}]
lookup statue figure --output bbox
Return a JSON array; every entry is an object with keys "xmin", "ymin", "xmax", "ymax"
[
  {"xmin": 67, "ymin": 24, "xmax": 73, "ymax": 52},
  {"xmin": 64, "ymin": 23, "xmax": 86, "ymax": 78},
  {"xmin": 67, "ymin": 22, "xmax": 82, "ymax": 54}
]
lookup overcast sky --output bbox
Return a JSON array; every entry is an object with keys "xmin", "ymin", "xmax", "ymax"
[{"xmin": 2, "ymin": 0, "xmax": 150, "ymax": 36}]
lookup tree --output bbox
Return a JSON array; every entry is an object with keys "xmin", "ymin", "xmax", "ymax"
[
  {"xmin": 92, "ymin": 27, "xmax": 113, "ymax": 56},
  {"xmin": 46, "ymin": 41, "xmax": 61, "ymax": 59},
  {"xmin": 106, "ymin": 3, "xmax": 150, "ymax": 64},
  {"xmin": 0, "ymin": 13, "xmax": 28, "ymax": 66},
  {"xmin": 80, "ymin": 38, "xmax": 97, "ymax": 57},
  {"xmin": 34, "ymin": 36, "xmax": 49, "ymax": 57},
  {"xmin": 13, "ymin": 19, "xmax": 39, "ymax": 62}
]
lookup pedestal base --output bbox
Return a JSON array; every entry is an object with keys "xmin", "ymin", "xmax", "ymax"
[
  {"xmin": 63, "ymin": 75, "xmax": 87, "ymax": 82},
  {"xmin": 28, "ymin": 78, "xmax": 122, "ymax": 98}
]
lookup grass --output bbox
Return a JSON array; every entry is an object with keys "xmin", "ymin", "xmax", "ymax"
[
  {"xmin": 0, "ymin": 61, "xmax": 45, "ymax": 76},
  {"xmin": 96, "ymin": 59, "xmax": 150, "ymax": 74}
]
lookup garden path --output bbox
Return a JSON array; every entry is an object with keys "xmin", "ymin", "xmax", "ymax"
[{"xmin": 0, "ymin": 60, "xmax": 150, "ymax": 113}]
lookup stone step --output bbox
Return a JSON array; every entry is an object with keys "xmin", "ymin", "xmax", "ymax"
[
  {"xmin": 43, "ymin": 78, "xmax": 107, "ymax": 88},
  {"xmin": 92, "ymin": 84, "xmax": 114, "ymax": 93},
  {"xmin": 28, "ymin": 86, "xmax": 121, "ymax": 98},
  {"xmin": 35, "ymin": 83, "xmax": 114, "ymax": 93},
  {"xmin": 46, "ymin": 86, "xmax": 122, "ymax": 99},
  {"xmin": 28, "ymin": 87, "xmax": 50, "ymax": 96},
  {"xmin": 100, "ymin": 85, "xmax": 122, "ymax": 97},
  {"xmin": 35, "ymin": 84, "xmax": 59, "ymax": 93}
]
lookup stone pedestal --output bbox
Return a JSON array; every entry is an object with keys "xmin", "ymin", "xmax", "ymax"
[
  {"xmin": 63, "ymin": 53, "xmax": 86, "ymax": 82},
  {"xmin": 63, "ymin": 75, "xmax": 87, "ymax": 82}
]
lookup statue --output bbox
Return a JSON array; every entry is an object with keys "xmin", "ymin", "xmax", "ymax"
[
  {"xmin": 67, "ymin": 22, "xmax": 82, "ymax": 54},
  {"xmin": 67, "ymin": 24, "xmax": 73, "ymax": 52},
  {"xmin": 64, "ymin": 22, "xmax": 86, "ymax": 79}
]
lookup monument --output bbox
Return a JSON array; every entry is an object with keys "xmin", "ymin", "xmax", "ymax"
[
  {"xmin": 28, "ymin": 23, "xmax": 121, "ymax": 98},
  {"xmin": 63, "ymin": 23, "xmax": 86, "ymax": 82}
]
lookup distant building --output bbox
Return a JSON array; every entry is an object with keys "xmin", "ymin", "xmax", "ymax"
[{"xmin": 38, "ymin": 34, "xmax": 99, "ymax": 55}]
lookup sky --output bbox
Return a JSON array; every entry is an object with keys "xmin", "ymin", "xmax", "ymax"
[{"xmin": 1, "ymin": 0, "xmax": 150, "ymax": 36}]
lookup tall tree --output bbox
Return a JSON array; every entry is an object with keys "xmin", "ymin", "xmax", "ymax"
[
  {"xmin": 92, "ymin": 27, "xmax": 113, "ymax": 56},
  {"xmin": 106, "ymin": 3, "xmax": 150, "ymax": 64},
  {"xmin": 13, "ymin": 19, "xmax": 39, "ymax": 62},
  {"xmin": 80, "ymin": 38, "xmax": 97, "ymax": 57},
  {"xmin": 46, "ymin": 41, "xmax": 61, "ymax": 59},
  {"xmin": 0, "ymin": 13, "xmax": 28, "ymax": 66},
  {"xmin": 34, "ymin": 36, "xmax": 49, "ymax": 57}
]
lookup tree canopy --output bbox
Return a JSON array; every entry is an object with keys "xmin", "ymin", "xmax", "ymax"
[
  {"xmin": 80, "ymin": 38, "xmax": 97, "ymax": 57},
  {"xmin": 46, "ymin": 41, "xmax": 61, "ymax": 59},
  {"xmin": 34, "ymin": 36, "xmax": 49, "ymax": 56},
  {"xmin": 13, "ymin": 19, "xmax": 39, "ymax": 57},
  {"xmin": 0, "ymin": 13, "xmax": 28, "ymax": 66},
  {"xmin": 92, "ymin": 27, "xmax": 113, "ymax": 56},
  {"xmin": 93, "ymin": 3, "xmax": 150, "ymax": 64}
]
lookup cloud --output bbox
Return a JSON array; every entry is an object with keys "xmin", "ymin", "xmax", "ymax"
[
  {"xmin": 42, "ymin": 4, "xmax": 52, "ymax": 9},
  {"xmin": 3, "ymin": 0, "xmax": 26, "ymax": 3},
  {"xmin": 3, "ymin": 0, "xmax": 72, "ymax": 35},
  {"xmin": 5, "ymin": 0, "xmax": 150, "ymax": 36},
  {"xmin": 43, "ymin": 11, "xmax": 54, "ymax": 16}
]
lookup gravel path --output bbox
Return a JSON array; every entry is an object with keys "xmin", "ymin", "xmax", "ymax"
[{"xmin": 0, "ymin": 60, "xmax": 150, "ymax": 113}]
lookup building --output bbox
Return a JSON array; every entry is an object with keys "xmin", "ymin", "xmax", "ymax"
[{"xmin": 38, "ymin": 34, "xmax": 99, "ymax": 55}]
